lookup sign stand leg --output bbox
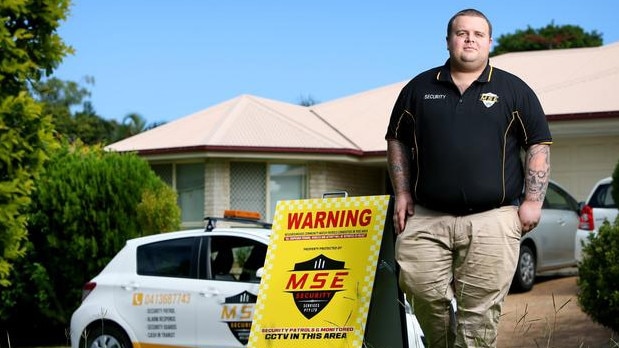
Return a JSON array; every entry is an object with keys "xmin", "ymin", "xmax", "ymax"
[{"xmin": 364, "ymin": 196, "xmax": 410, "ymax": 348}]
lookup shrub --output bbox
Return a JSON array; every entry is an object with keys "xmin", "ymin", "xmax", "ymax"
[
  {"xmin": 0, "ymin": 142, "xmax": 181, "ymax": 345},
  {"xmin": 613, "ymin": 162, "xmax": 619, "ymax": 208},
  {"xmin": 137, "ymin": 185, "xmax": 181, "ymax": 235},
  {"xmin": 577, "ymin": 217, "xmax": 619, "ymax": 332}
]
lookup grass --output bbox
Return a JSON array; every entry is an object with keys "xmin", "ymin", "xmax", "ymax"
[{"xmin": 502, "ymin": 293, "xmax": 618, "ymax": 348}]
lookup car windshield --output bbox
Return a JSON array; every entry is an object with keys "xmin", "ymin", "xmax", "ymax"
[{"xmin": 589, "ymin": 183, "xmax": 616, "ymax": 208}]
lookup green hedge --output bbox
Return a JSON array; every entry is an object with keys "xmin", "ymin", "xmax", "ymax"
[
  {"xmin": 1, "ymin": 143, "xmax": 180, "ymax": 345},
  {"xmin": 577, "ymin": 163, "xmax": 619, "ymax": 332}
]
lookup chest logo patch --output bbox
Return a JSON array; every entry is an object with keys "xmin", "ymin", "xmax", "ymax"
[{"xmin": 480, "ymin": 92, "xmax": 499, "ymax": 108}]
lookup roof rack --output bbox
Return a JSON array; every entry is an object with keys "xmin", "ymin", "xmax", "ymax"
[{"xmin": 204, "ymin": 210, "xmax": 272, "ymax": 232}]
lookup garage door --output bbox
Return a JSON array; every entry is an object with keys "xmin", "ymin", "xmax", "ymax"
[{"xmin": 549, "ymin": 135, "xmax": 619, "ymax": 201}]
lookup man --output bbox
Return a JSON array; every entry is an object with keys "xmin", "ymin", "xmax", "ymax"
[{"xmin": 385, "ymin": 9, "xmax": 551, "ymax": 347}]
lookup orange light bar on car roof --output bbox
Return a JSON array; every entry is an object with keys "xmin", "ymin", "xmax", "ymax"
[{"xmin": 223, "ymin": 210, "xmax": 261, "ymax": 220}]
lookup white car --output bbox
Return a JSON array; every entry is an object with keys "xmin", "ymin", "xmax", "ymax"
[
  {"xmin": 70, "ymin": 211, "xmax": 425, "ymax": 348},
  {"xmin": 576, "ymin": 177, "xmax": 617, "ymax": 262}
]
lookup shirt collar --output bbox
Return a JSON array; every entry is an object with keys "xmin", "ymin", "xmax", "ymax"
[{"xmin": 436, "ymin": 59, "xmax": 494, "ymax": 83}]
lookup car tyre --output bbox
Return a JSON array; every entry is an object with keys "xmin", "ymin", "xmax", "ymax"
[
  {"xmin": 83, "ymin": 324, "xmax": 131, "ymax": 348},
  {"xmin": 512, "ymin": 244, "xmax": 536, "ymax": 292}
]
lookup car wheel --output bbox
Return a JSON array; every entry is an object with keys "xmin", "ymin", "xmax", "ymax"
[
  {"xmin": 83, "ymin": 324, "xmax": 131, "ymax": 348},
  {"xmin": 512, "ymin": 244, "xmax": 536, "ymax": 292}
]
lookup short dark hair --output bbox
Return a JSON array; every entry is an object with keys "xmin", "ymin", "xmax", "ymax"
[{"xmin": 447, "ymin": 9, "xmax": 493, "ymax": 38}]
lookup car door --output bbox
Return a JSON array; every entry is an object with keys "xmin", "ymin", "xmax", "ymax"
[
  {"xmin": 113, "ymin": 236, "xmax": 201, "ymax": 347},
  {"xmin": 534, "ymin": 182, "xmax": 580, "ymax": 269},
  {"xmin": 196, "ymin": 235, "xmax": 266, "ymax": 348},
  {"xmin": 591, "ymin": 182, "xmax": 618, "ymax": 229}
]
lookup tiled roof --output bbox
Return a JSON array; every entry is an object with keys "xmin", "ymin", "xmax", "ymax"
[
  {"xmin": 109, "ymin": 94, "xmax": 359, "ymax": 153},
  {"xmin": 311, "ymin": 81, "xmax": 406, "ymax": 153},
  {"xmin": 490, "ymin": 42, "xmax": 619, "ymax": 115}
]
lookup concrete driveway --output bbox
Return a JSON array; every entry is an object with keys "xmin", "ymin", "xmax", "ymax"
[{"xmin": 497, "ymin": 271, "xmax": 617, "ymax": 347}]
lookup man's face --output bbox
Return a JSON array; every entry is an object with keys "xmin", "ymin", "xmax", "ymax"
[{"xmin": 447, "ymin": 15, "xmax": 492, "ymax": 70}]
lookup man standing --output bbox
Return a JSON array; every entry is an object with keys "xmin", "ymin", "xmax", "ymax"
[{"xmin": 385, "ymin": 9, "xmax": 552, "ymax": 347}]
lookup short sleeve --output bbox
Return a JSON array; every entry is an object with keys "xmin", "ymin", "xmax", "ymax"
[
  {"xmin": 385, "ymin": 83, "xmax": 415, "ymax": 147},
  {"xmin": 517, "ymin": 83, "xmax": 552, "ymax": 148}
]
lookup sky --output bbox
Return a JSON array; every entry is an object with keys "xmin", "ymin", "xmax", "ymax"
[{"xmin": 53, "ymin": 1, "xmax": 619, "ymax": 125}]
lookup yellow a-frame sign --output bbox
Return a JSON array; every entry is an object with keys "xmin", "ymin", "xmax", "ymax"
[{"xmin": 248, "ymin": 195, "xmax": 409, "ymax": 348}]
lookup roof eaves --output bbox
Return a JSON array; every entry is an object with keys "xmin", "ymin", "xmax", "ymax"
[
  {"xmin": 547, "ymin": 110, "xmax": 619, "ymax": 122},
  {"xmin": 123, "ymin": 145, "xmax": 366, "ymax": 157}
]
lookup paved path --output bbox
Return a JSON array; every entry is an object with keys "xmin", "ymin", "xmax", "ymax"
[{"xmin": 497, "ymin": 275, "xmax": 617, "ymax": 347}]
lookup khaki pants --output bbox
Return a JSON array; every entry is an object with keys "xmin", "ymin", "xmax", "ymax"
[{"xmin": 396, "ymin": 205, "xmax": 521, "ymax": 347}]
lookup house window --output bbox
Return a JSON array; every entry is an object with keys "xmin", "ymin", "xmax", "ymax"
[
  {"xmin": 151, "ymin": 164, "xmax": 173, "ymax": 186},
  {"xmin": 231, "ymin": 162, "xmax": 306, "ymax": 221},
  {"xmin": 176, "ymin": 163, "xmax": 205, "ymax": 223},
  {"xmin": 152, "ymin": 163, "xmax": 205, "ymax": 225},
  {"xmin": 269, "ymin": 164, "xmax": 306, "ymax": 220},
  {"xmin": 231, "ymin": 162, "xmax": 267, "ymax": 217}
]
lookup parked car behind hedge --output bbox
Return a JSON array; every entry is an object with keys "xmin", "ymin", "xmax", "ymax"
[{"xmin": 576, "ymin": 177, "xmax": 618, "ymax": 262}]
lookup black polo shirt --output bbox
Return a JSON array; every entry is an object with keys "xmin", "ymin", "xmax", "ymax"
[{"xmin": 385, "ymin": 60, "xmax": 552, "ymax": 215}]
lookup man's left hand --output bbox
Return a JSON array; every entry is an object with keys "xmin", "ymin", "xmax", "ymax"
[{"xmin": 518, "ymin": 200, "xmax": 543, "ymax": 234}]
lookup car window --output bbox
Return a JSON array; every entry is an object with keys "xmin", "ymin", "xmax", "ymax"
[
  {"xmin": 209, "ymin": 236, "xmax": 267, "ymax": 283},
  {"xmin": 589, "ymin": 183, "xmax": 616, "ymax": 208},
  {"xmin": 136, "ymin": 237, "xmax": 198, "ymax": 278},
  {"xmin": 544, "ymin": 183, "xmax": 578, "ymax": 211}
]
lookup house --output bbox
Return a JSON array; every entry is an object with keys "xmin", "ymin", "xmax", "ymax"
[
  {"xmin": 490, "ymin": 42, "xmax": 619, "ymax": 199},
  {"xmin": 108, "ymin": 43, "xmax": 619, "ymax": 228}
]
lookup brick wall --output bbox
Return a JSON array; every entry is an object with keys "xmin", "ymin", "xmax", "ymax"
[
  {"xmin": 309, "ymin": 162, "xmax": 386, "ymax": 198},
  {"xmin": 179, "ymin": 159, "xmax": 387, "ymax": 227},
  {"xmin": 204, "ymin": 159, "xmax": 230, "ymax": 217}
]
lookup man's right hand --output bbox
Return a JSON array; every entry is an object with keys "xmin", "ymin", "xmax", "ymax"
[
  {"xmin": 394, "ymin": 192, "xmax": 414, "ymax": 234},
  {"xmin": 387, "ymin": 140, "xmax": 414, "ymax": 234}
]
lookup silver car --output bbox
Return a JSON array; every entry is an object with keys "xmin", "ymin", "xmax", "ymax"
[{"xmin": 511, "ymin": 181, "xmax": 580, "ymax": 292}]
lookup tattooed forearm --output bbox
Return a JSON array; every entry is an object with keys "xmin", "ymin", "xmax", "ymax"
[
  {"xmin": 387, "ymin": 140, "xmax": 412, "ymax": 194},
  {"xmin": 524, "ymin": 144, "xmax": 550, "ymax": 202}
]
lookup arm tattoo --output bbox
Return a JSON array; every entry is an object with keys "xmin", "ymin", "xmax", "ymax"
[
  {"xmin": 524, "ymin": 144, "xmax": 550, "ymax": 202},
  {"xmin": 387, "ymin": 141, "xmax": 412, "ymax": 194}
]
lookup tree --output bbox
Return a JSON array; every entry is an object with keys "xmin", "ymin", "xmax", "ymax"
[
  {"xmin": 118, "ymin": 112, "xmax": 148, "ymax": 138},
  {"xmin": 298, "ymin": 94, "xmax": 319, "ymax": 106},
  {"xmin": 33, "ymin": 76, "xmax": 166, "ymax": 144},
  {"xmin": 72, "ymin": 100, "xmax": 120, "ymax": 143},
  {"xmin": 491, "ymin": 22, "xmax": 603, "ymax": 56},
  {"xmin": 114, "ymin": 112, "xmax": 169, "ymax": 140},
  {"xmin": 1, "ymin": 142, "xmax": 181, "ymax": 345},
  {"xmin": 32, "ymin": 77, "xmax": 124, "ymax": 144},
  {"xmin": 0, "ymin": 0, "xmax": 71, "ymax": 286}
]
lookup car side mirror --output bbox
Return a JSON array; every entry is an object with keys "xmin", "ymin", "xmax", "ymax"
[{"xmin": 256, "ymin": 267, "xmax": 264, "ymax": 279}]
